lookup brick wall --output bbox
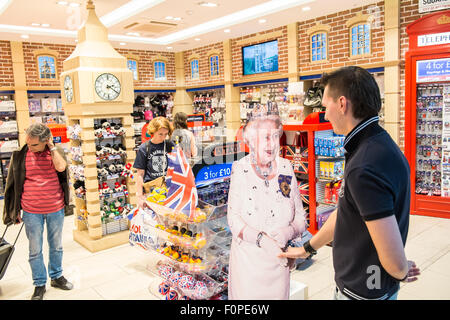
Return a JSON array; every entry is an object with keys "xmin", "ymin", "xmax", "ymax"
[
  {"xmin": 115, "ymin": 48, "xmax": 176, "ymax": 87},
  {"xmin": 183, "ymin": 41, "xmax": 224, "ymax": 87},
  {"xmin": 298, "ymin": 1, "xmax": 385, "ymax": 74},
  {"xmin": 0, "ymin": 41, "xmax": 15, "ymax": 87},
  {"xmin": 231, "ymin": 26, "xmax": 288, "ymax": 81},
  {"xmin": 20, "ymin": 41, "xmax": 176, "ymax": 88},
  {"xmin": 22, "ymin": 42, "xmax": 75, "ymax": 87}
]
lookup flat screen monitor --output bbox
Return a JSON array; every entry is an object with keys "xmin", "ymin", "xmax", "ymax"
[{"xmin": 242, "ymin": 40, "xmax": 279, "ymax": 76}]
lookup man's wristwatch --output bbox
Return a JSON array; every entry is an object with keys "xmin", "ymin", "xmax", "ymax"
[
  {"xmin": 50, "ymin": 146, "xmax": 57, "ymax": 152},
  {"xmin": 303, "ymin": 240, "xmax": 317, "ymax": 256}
]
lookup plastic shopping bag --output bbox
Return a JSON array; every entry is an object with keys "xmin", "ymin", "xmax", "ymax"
[{"xmin": 128, "ymin": 207, "xmax": 158, "ymax": 250}]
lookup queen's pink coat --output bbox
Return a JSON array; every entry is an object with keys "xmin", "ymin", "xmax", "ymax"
[{"xmin": 227, "ymin": 155, "xmax": 307, "ymax": 300}]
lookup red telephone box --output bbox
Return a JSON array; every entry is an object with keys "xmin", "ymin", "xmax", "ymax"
[{"xmin": 405, "ymin": 10, "xmax": 450, "ymax": 218}]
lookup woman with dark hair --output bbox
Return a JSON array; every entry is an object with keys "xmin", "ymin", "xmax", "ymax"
[{"xmin": 171, "ymin": 112, "xmax": 197, "ymax": 158}]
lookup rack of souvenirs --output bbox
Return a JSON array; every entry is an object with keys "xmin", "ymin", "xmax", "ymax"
[{"xmin": 128, "ymin": 146, "xmax": 231, "ymax": 300}]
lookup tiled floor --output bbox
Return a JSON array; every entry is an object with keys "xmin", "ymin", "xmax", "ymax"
[{"xmin": 0, "ymin": 213, "xmax": 449, "ymax": 300}]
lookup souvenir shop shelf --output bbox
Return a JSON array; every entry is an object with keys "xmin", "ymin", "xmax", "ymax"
[
  {"xmin": 67, "ymin": 116, "xmax": 136, "ymax": 252},
  {"xmin": 0, "ymin": 97, "xmax": 18, "ymax": 199},
  {"xmin": 148, "ymin": 260, "xmax": 228, "ymax": 300},
  {"xmin": 27, "ymin": 92, "xmax": 66, "ymax": 125},
  {"xmin": 281, "ymin": 113, "xmax": 340, "ymax": 235},
  {"xmin": 404, "ymin": 10, "xmax": 450, "ymax": 219},
  {"xmin": 135, "ymin": 204, "xmax": 230, "ymax": 299},
  {"xmin": 95, "ymin": 118, "xmax": 133, "ymax": 235}
]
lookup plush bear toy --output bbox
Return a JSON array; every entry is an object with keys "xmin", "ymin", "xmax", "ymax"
[{"xmin": 108, "ymin": 163, "xmax": 117, "ymax": 174}]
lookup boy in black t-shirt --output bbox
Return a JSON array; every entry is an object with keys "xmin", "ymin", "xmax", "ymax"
[
  {"xmin": 133, "ymin": 117, "xmax": 174, "ymax": 209},
  {"xmin": 134, "ymin": 139, "xmax": 175, "ymax": 183},
  {"xmin": 279, "ymin": 66, "xmax": 420, "ymax": 300}
]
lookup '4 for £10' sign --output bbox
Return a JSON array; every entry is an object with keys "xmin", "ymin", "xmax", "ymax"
[{"xmin": 417, "ymin": 58, "xmax": 450, "ymax": 83}]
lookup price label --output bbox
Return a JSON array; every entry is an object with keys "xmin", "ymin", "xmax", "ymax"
[{"xmin": 196, "ymin": 163, "xmax": 232, "ymax": 183}]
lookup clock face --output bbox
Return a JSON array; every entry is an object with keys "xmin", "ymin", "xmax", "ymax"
[
  {"xmin": 64, "ymin": 75, "xmax": 73, "ymax": 103},
  {"xmin": 95, "ymin": 73, "xmax": 121, "ymax": 101}
]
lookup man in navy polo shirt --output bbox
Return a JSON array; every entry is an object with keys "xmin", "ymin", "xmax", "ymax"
[{"xmin": 280, "ymin": 66, "xmax": 420, "ymax": 300}]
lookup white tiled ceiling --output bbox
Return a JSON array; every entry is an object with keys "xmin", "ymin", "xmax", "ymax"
[{"xmin": 0, "ymin": 0, "xmax": 379, "ymax": 51}]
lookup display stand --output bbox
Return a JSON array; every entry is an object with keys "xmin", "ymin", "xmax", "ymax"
[
  {"xmin": 130, "ymin": 142, "xmax": 245, "ymax": 300},
  {"xmin": 132, "ymin": 90, "xmax": 175, "ymax": 151},
  {"xmin": 238, "ymin": 80, "xmax": 288, "ymax": 126},
  {"xmin": 404, "ymin": 10, "xmax": 450, "ymax": 219},
  {"xmin": 188, "ymin": 86, "xmax": 226, "ymax": 128},
  {"xmin": 60, "ymin": 1, "xmax": 136, "ymax": 252},
  {"xmin": 0, "ymin": 94, "xmax": 19, "ymax": 199},
  {"xmin": 282, "ymin": 112, "xmax": 336, "ymax": 235}
]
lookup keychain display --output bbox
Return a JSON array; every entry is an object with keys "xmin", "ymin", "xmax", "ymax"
[
  {"xmin": 415, "ymin": 84, "xmax": 445, "ymax": 196},
  {"xmin": 441, "ymin": 85, "xmax": 450, "ymax": 197}
]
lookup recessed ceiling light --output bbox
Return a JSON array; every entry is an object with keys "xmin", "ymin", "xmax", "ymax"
[
  {"xmin": 31, "ymin": 23, "xmax": 40, "ymax": 26},
  {"xmin": 57, "ymin": 1, "xmax": 68, "ymax": 5},
  {"xmin": 194, "ymin": 38, "xmax": 201, "ymax": 41},
  {"xmin": 302, "ymin": 6, "xmax": 311, "ymax": 11},
  {"xmin": 224, "ymin": 29, "xmax": 230, "ymax": 33},
  {"xmin": 120, "ymin": 42, "xmax": 126, "ymax": 45},
  {"xmin": 173, "ymin": 17, "xmax": 181, "ymax": 21},
  {"xmin": 69, "ymin": 2, "xmax": 80, "ymax": 7},
  {"xmin": 100, "ymin": 0, "xmax": 164, "ymax": 28},
  {"xmin": 259, "ymin": 19, "xmax": 266, "ymax": 23},
  {"xmin": 41, "ymin": 23, "xmax": 50, "ymax": 27},
  {"xmin": 21, "ymin": 34, "xmax": 29, "ymax": 39},
  {"xmin": 166, "ymin": 46, "xmax": 173, "ymax": 49},
  {"xmin": 165, "ymin": 16, "xmax": 173, "ymax": 20},
  {"xmin": 126, "ymin": 32, "xmax": 140, "ymax": 36},
  {"xmin": 198, "ymin": 2, "xmax": 218, "ymax": 7}
]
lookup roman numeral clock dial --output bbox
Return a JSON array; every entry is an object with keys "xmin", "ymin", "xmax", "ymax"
[
  {"xmin": 95, "ymin": 73, "xmax": 121, "ymax": 101},
  {"xmin": 64, "ymin": 75, "xmax": 74, "ymax": 103}
]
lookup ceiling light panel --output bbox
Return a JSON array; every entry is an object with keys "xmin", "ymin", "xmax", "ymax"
[
  {"xmin": 158, "ymin": 0, "xmax": 314, "ymax": 44},
  {"xmin": 198, "ymin": 2, "xmax": 218, "ymax": 7},
  {"xmin": 0, "ymin": 0, "xmax": 13, "ymax": 16},
  {"xmin": 100, "ymin": 0, "xmax": 166, "ymax": 28}
]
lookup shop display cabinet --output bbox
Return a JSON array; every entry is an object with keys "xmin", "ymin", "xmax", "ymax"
[
  {"xmin": 404, "ymin": 10, "xmax": 450, "ymax": 219},
  {"xmin": 132, "ymin": 90, "xmax": 175, "ymax": 151},
  {"xmin": 282, "ymin": 113, "xmax": 340, "ymax": 235},
  {"xmin": 143, "ymin": 177, "xmax": 231, "ymax": 300},
  {"xmin": 138, "ymin": 142, "xmax": 244, "ymax": 300},
  {"xmin": 0, "ymin": 94, "xmax": 18, "ymax": 199}
]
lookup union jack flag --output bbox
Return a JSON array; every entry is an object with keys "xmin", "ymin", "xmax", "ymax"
[
  {"xmin": 163, "ymin": 146, "xmax": 198, "ymax": 219},
  {"xmin": 298, "ymin": 181, "xmax": 309, "ymax": 204}
]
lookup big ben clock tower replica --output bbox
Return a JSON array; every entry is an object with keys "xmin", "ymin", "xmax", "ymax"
[{"xmin": 60, "ymin": 0, "xmax": 137, "ymax": 252}]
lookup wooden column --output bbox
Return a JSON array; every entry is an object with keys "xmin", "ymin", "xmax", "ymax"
[
  {"xmin": 223, "ymin": 39, "xmax": 241, "ymax": 142},
  {"xmin": 383, "ymin": 0, "xmax": 401, "ymax": 144},
  {"xmin": 10, "ymin": 41, "xmax": 30, "ymax": 146},
  {"xmin": 173, "ymin": 52, "xmax": 193, "ymax": 115}
]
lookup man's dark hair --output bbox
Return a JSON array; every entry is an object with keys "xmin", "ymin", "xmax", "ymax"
[{"xmin": 320, "ymin": 66, "xmax": 381, "ymax": 119}]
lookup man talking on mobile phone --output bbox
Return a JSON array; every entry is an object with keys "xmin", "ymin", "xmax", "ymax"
[{"xmin": 3, "ymin": 123, "xmax": 73, "ymax": 300}]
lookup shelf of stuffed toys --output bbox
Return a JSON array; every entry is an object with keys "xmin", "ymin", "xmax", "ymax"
[{"xmin": 67, "ymin": 115, "xmax": 137, "ymax": 253}]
